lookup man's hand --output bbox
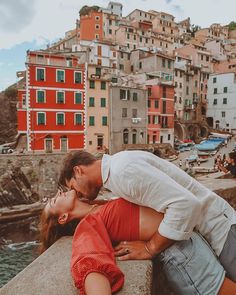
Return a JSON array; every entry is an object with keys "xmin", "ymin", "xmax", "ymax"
[{"xmin": 114, "ymin": 241, "xmax": 152, "ymax": 261}]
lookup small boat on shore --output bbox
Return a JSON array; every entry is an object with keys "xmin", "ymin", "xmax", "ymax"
[{"xmin": 192, "ymin": 167, "xmax": 218, "ymax": 173}]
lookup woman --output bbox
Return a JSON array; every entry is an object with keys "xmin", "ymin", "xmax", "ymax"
[{"xmin": 40, "ymin": 190, "xmax": 236, "ymax": 295}]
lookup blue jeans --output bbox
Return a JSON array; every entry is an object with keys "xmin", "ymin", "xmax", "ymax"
[{"xmin": 157, "ymin": 232, "xmax": 225, "ymax": 295}]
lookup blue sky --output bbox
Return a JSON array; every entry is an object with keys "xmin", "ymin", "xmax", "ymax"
[{"xmin": 0, "ymin": 0, "xmax": 235, "ymax": 90}]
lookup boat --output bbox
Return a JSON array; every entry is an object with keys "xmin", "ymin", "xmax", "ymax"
[
  {"xmin": 185, "ymin": 154, "xmax": 198, "ymax": 163},
  {"xmin": 166, "ymin": 155, "xmax": 178, "ymax": 162},
  {"xmin": 192, "ymin": 167, "xmax": 218, "ymax": 173}
]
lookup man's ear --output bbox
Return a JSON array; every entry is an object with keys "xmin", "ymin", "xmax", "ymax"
[
  {"xmin": 73, "ymin": 165, "xmax": 82, "ymax": 176},
  {"xmin": 58, "ymin": 213, "xmax": 69, "ymax": 225}
]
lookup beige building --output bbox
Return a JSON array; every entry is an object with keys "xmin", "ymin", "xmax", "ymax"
[
  {"xmin": 86, "ymin": 65, "xmax": 110, "ymax": 153},
  {"xmin": 109, "ymin": 85, "xmax": 147, "ymax": 154}
]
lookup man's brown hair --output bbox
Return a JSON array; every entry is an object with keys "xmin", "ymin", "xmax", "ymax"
[{"xmin": 59, "ymin": 150, "xmax": 96, "ymax": 187}]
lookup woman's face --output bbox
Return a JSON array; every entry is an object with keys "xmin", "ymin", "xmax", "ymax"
[{"xmin": 44, "ymin": 189, "xmax": 77, "ymax": 217}]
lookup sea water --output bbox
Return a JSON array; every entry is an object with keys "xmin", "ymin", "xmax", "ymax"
[{"xmin": 0, "ymin": 241, "xmax": 39, "ymax": 288}]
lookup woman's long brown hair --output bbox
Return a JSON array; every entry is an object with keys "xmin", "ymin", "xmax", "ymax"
[{"xmin": 39, "ymin": 208, "xmax": 79, "ymax": 253}]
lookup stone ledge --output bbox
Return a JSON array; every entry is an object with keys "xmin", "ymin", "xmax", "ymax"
[{"xmin": 0, "ymin": 236, "xmax": 153, "ymax": 295}]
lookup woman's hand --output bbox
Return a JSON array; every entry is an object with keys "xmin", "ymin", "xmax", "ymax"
[{"xmin": 114, "ymin": 241, "xmax": 152, "ymax": 261}]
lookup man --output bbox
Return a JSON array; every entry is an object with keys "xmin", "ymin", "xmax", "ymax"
[
  {"xmin": 217, "ymin": 151, "xmax": 236, "ymax": 177},
  {"xmin": 59, "ymin": 150, "xmax": 236, "ymax": 281}
]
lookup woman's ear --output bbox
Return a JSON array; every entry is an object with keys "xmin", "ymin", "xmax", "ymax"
[{"xmin": 58, "ymin": 213, "xmax": 69, "ymax": 225}]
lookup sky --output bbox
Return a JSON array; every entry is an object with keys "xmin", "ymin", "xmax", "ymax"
[{"xmin": 0, "ymin": 0, "xmax": 235, "ymax": 90}]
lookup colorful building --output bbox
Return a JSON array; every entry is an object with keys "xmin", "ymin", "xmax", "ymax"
[{"xmin": 17, "ymin": 51, "xmax": 85, "ymax": 152}]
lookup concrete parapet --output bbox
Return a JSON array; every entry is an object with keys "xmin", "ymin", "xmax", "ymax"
[{"xmin": 0, "ymin": 237, "xmax": 153, "ymax": 295}]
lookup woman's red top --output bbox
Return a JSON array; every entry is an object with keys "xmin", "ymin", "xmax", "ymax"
[{"xmin": 71, "ymin": 198, "xmax": 140, "ymax": 294}]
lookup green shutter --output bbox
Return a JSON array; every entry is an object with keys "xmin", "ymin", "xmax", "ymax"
[
  {"xmin": 57, "ymin": 113, "xmax": 64, "ymax": 125},
  {"xmin": 89, "ymin": 116, "xmax": 95, "ymax": 126},
  {"xmin": 75, "ymin": 114, "xmax": 82, "ymax": 125},
  {"xmin": 57, "ymin": 70, "xmax": 64, "ymax": 82},
  {"xmin": 38, "ymin": 113, "xmax": 45, "ymax": 125},
  {"xmin": 75, "ymin": 72, "xmax": 82, "ymax": 84},
  {"xmin": 101, "ymin": 81, "xmax": 106, "ymax": 90},
  {"xmin": 75, "ymin": 92, "xmax": 82, "ymax": 104},
  {"xmin": 101, "ymin": 97, "xmax": 106, "ymax": 107},
  {"xmin": 37, "ymin": 69, "xmax": 45, "ymax": 81},
  {"xmin": 37, "ymin": 91, "xmax": 45, "ymax": 103},
  {"xmin": 102, "ymin": 116, "xmax": 107, "ymax": 126},
  {"xmin": 57, "ymin": 92, "xmax": 64, "ymax": 103},
  {"xmin": 89, "ymin": 97, "xmax": 95, "ymax": 107}
]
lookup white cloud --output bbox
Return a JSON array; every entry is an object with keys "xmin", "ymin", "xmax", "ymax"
[{"xmin": 0, "ymin": 0, "xmax": 235, "ymax": 49}]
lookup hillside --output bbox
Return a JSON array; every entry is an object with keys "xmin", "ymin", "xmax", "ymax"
[{"xmin": 0, "ymin": 86, "xmax": 18, "ymax": 145}]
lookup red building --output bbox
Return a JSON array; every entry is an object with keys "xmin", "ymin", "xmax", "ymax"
[
  {"xmin": 147, "ymin": 83, "xmax": 175, "ymax": 145},
  {"xmin": 80, "ymin": 10, "xmax": 103, "ymax": 41},
  {"xmin": 17, "ymin": 51, "xmax": 85, "ymax": 152}
]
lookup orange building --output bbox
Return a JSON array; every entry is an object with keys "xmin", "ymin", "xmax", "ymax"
[
  {"xmin": 147, "ymin": 83, "xmax": 174, "ymax": 145},
  {"xmin": 80, "ymin": 11, "xmax": 103, "ymax": 41},
  {"xmin": 17, "ymin": 51, "xmax": 85, "ymax": 152}
]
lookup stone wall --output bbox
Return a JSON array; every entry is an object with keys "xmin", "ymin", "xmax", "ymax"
[{"xmin": 0, "ymin": 153, "xmax": 66, "ymax": 203}]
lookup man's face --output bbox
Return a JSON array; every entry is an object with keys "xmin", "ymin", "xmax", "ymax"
[{"xmin": 65, "ymin": 166, "xmax": 100, "ymax": 201}]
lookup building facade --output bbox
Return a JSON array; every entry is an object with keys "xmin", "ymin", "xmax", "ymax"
[
  {"xmin": 17, "ymin": 51, "xmax": 85, "ymax": 152},
  {"xmin": 207, "ymin": 72, "xmax": 236, "ymax": 134}
]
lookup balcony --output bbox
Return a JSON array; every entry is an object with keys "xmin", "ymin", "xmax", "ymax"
[
  {"xmin": 132, "ymin": 118, "xmax": 141, "ymax": 124},
  {"xmin": 184, "ymin": 104, "xmax": 194, "ymax": 111}
]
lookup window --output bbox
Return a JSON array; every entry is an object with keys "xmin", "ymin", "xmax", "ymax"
[
  {"xmin": 148, "ymin": 115, "xmax": 151, "ymax": 124},
  {"xmin": 127, "ymin": 34, "xmax": 130, "ymax": 39},
  {"xmin": 102, "ymin": 116, "xmax": 107, "ymax": 126},
  {"xmin": 89, "ymin": 116, "xmax": 95, "ymax": 126},
  {"xmin": 132, "ymin": 129, "xmax": 137, "ymax": 144},
  {"xmin": 132, "ymin": 109, "xmax": 137, "ymax": 118},
  {"xmin": 186, "ymin": 75, "xmax": 189, "ymax": 82},
  {"xmin": 162, "ymin": 58, "xmax": 166, "ymax": 67},
  {"xmin": 222, "ymin": 111, "xmax": 225, "ymax": 118},
  {"xmin": 95, "ymin": 16, "xmax": 100, "ymax": 21},
  {"xmin": 223, "ymin": 87, "xmax": 228, "ymax": 93},
  {"xmin": 168, "ymin": 60, "xmax": 171, "ymax": 69},
  {"xmin": 140, "ymin": 37, "xmax": 142, "ymax": 42},
  {"xmin": 155, "ymin": 100, "xmax": 159, "ymax": 108},
  {"xmin": 95, "ymin": 24, "xmax": 100, "ymax": 30},
  {"xmin": 57, "ymin": 91, "xmax": 65, "ymax": 104},
  {"xmin": 179, "ymin": 82, "xmax": 182, "ymax": 89},
  {"xmin": 123, "ymin": 129, "xmax": 129, "ymax": 144},
  {"xmin": 139, "ymin": 62, "xmax": 142, "ymax": 69},
  {"xmin": 148, "ymin": 99, "xmax": 151, "ymax": 108},
  {"xmin": 75, "ymin": 113, "xmax": 82, "ymax": 125},
  {"xmin": 56, "ymin": 70, "xmax": 65, "ymax": 82},
  {"xmin": 36, "ymin": 68, "xmax": 45, "ymax": 81},
  {"xmin": 168, "ymin": 134, "xmax": 171, "ymax": 140},
  {"xmin": 75, "ymin": 92, "xmax": 82, "ymax": 104},
  {"xmin": 213, "ymin": 77, "xmax": 217, "ymax": 83},
  {"xmin": 133, "ymin": 92, "xmax": 138, "ymax": 101},
  {"xmin": 89, "ymin": 97, "xmax": 95, "ymax": 107},
  {"xmin": 163, "ymin": 86, "xmax": 167, "ymax": 98},
  {"xmin": 57, "ymin": 113, "xmax": 65, "ymax": 125},
  {"xmin": 109, "ymin": 29, "xmax": 112, "ymax": 34},
  {"xmin": 120, "ymin": 89, "xmax": 130, "ymax": 100},
  {"xmin": 148, "ymin": 88, "xmax": 151, "ymax": 97},
  {"xmin": 101, "ymin": 97, "xmax": 106, "ymax": 107},
  {"xmin": 213, "ymin": 99, "xmax": 217, "ymax": 105},
  {"xmin": 134, "ymin": 35, "xmax": 136, "ymax": 40},
  {"xmin": 214, "ymin": 88, "xmax": 217, "ymax": 94},
  {"xmin": 74, "ymin": 71, "xmax": 82, "ymax": 84},
  {"xmin": 101, "ymin": 81, "xmax": 106, "ymax": 90},
  {"xmin": 186, "ymin": 86, "xmax": 189, "ymax": 95},
  {"xmin": 95, "ymin": 67, "xmax": 101, "ymax": 76},
  {"xmin": 37, "ymin": 90, "xmax": 45, "ymax": 103},
  {"xmin": 153, "ymin": 115, "xmax": 158, "ymax": 124},
  {"xmin": 195, "ymin": 80, "xmax": 198, "ymax": 87},
  {"xmin": 37, "ymin": 112, "xmax": 45, "ymax": 125},
  {"xmin": 90, "ymin": 80, "xmax": 95, "ymax": 89},
  {"xmin": 162, "ymin": 100, "xmax": 166, "ymax": 113},
  {"xmin": 223, "ymin": 98, "xmax": 227, "ymax": 104},
  {"xmin": 122, "ymin": 108, "xmax": 127, "ymax": 117}
]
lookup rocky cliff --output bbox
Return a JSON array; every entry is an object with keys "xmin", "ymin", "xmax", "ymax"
[{"xmin": 0, "ymin": 86, "xmax": 18, "ymax": 145}]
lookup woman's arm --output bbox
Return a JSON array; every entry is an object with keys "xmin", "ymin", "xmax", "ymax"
[{"xmin": 85, "ymin": 273, "xmax": 111, "ymax": 295}]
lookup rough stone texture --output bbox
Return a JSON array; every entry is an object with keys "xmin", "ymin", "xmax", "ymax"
[{"xmin": 0, "ymin": 237, "xmax": 153, "ymax": 295}]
